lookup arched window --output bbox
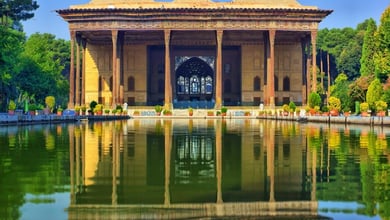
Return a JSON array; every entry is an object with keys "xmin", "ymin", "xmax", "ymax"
[
  {"xmin": 205, "ymin": 76, "xmax": 212, "ymax": 94},
  {"xmin": 283, "ymin": 76, "xmax": 290, "ymax": 91},
  {"xmin": 274, "ymin": 76, "xmax": 279, "ymax": 91},
  {"xmin": 127, "ymin": 76, "xmax": 135, "ymax": 91},
  {"xmin": 253, "ymin": 76, "xmax": 261, "ymax": 91},
  {"xmin": 224, "ymin": 79, "xmax": 231, "ymax": 93}
]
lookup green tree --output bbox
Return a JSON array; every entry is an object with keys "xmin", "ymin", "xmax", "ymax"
[
  {"xmin": 375, "ymin": 6, "xmax": 390, "ymax": 82},
  {"xmin": 0, "ymin": 0, "xmax": 39, "ymax": 26},
  {"xmin": 20, "ymin": 33, "xmax": 70, "ymax": 106},
  {"xmin": 330, "ymin": 73, "xmax": 352, "ymax": 111},
  {"xmin": 0, "ymin": 26, "xmax": 25, "ymax": 110},
  {"xmin": 360, "ymin": 19, "xmax": 377, "ymax": 76},
  {"xmin": 366, "ymin": 78, "xmax": 383, "ymax": 109}
]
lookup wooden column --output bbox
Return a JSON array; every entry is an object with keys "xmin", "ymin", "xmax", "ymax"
[
  {"xmin": 68, "ymin": 31, "xmax": 76, "ymax": 109},
  {"xmin": 311, "ymin": 31, "xmax": 317, "ymax": 92},
  {"xmin": 301, "ymin": 38, "xmax": 309, "ymax": 105},
  {"xmin": 118, "ymin": 32, "xmax": 124, "ymax": 104},
  {"xmin": 267, "ymin": 30, "xmax": 276, "ymax": 107},
  {"xmin": 112, "ymin": 30, "xmax": 118, "ymax": 106},
  {"xmin": 75, "ymin": 35, "xmax": 81, "ymax": 106},
  {"xmin": 81, "ymin": 39, "xmax": 87, "ymax": 105},
  {"xmin": 164, "ymin": 29, "xmax": 172, "ymax": 109},
  {"xmin": 215, "ymin": 30, "xmax": 223, "ymax": 109}
]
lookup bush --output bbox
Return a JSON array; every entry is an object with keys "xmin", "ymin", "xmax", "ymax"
[
  {"xmin": 375, "ymin": 100, "xmax": 387, "ymax": 112},
  {"xmin": 328, "ymin": 96, "xmax": 341, "ymax": 111},
  {"xmin": 221, "ymin": 106, "xmax": 228, "ymax": 113},
  {"xmin": 89, "ymin": 101, "xmax": 97, "ymax": 110},
  {"xmin": 308, "ymin": 92, "xmax": 322, "ymax": 108},
  {"xmin": 45, "ymin": 96, "xmax": 55, "ymax": 111},
  {"xmin": 8, "ymin": 100, "xmax": 16, "ymax": 110},
  {"xmin": 360, "ymin": 102, "xmax": 369, "ymax": 112},
  {"xmin": 288, "ymin": 101, "xmax": 296, "ymax": 112}
]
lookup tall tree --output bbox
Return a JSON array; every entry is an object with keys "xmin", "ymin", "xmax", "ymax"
[
  {"xmin": 0, "ymin": 25, "xmax": 25, "ymax": 110},
  {"xmin": 360, "ymin": 19, "xmax": 377, "ymax": 76},
  {"xmin": 0, "ymin": 0, "xmax": 39, "ymax": 26},
  {"xmin": 18, "ymin": 33, "xmax": 70, "ymax": 106},
  {"xmin": 330, "ymin": 73, "xmax": 352, "ymax": 111},
  {"xmin": 375, "ymin": 6, "xmax": 390, "ymax": 82}
]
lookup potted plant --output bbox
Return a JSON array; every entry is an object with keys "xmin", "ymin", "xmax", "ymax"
[
  {"xmin": 308, "ymin": 92, "xmax": 321, "ymax": 115},
  {"xmin": 163, "ymin": 109, "xmax": 172, "ymax": 116},
  {"xmin": 375, "ymin": 100, "xmax": 387, "ymax": 117},
  {"xmin": 282, "ymin": 104, "xmax": 290, "ymax": 116},
  {"xmin": 188, "ymin": 107, "xmax": 193, "ymax": 116},
  {"xmin": 328, "ymin": 96, "xmax": 341, "ymax": 116},
  {"xmin": 45, "ymin": 96, "xmax": 55, "ymax": 113},
  {"xmin": 207, "ymin": 110, "xmax": 214, "ymax": 116},
  {"xmin": 94, "ymin": 104, "xmax": 103, "ymax": 115},
  {"xmin": 8, "ymin": 100, "xmax": 16, "ymax": 115},
  {"xmin": 221, "ymin": 106, "xmax": 228, "ymax": 116},
  {"xmin": 81, "ymin": 105, "xmax": 87, "ymax": 115},
  {"xmin": 155, "ymin": 105, "xmax": 163, "ymax": 116},
  {"xmin": 360, "ymin": 102, "xmax": 370, "ymax": 117},
  {"xmin": 132, "ymin": 110, "xmax": 140, "ymax": 116},
  {"xmin": 288, "ymin": 101, "xmax": 296, "ymax": 115},
  {"xmin": 74, "ymin": 105, "xmax": 81, "ymax": 115},
  {"xmin": 104, "ymin": 109, "xmax": 110, "ymax": 115},
  {"xmin": 57, "ymin": 106, "xmax": 63, "ymax": 116}
]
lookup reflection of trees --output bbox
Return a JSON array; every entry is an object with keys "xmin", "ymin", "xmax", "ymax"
[{"xmin": 0, "ymin": 125, "xmax": 70, "ymax": 219}]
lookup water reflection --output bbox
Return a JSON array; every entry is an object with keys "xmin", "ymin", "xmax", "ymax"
[{"xmin": 1, "ymin": 120, "xmax": 390, "ymax": 219}]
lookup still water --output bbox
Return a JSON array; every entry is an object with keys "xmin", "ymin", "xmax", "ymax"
[{"xmin": 0, "ymin": 119, "xmax": 389, "ymax": 220}]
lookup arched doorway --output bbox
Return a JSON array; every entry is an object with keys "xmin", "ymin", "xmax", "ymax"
[{"xmin": 174, "ymin": 57, "xmax": 215, "ymax": 108}]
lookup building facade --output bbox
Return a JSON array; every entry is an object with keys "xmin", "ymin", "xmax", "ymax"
[{"xmin": 57, "ymin": 0, "xmax": 332, "ymax": 109}]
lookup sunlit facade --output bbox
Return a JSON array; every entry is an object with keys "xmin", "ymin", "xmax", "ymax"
[{"xmin": 57, "ymin": 0, "xmax": 331, "ymax": 109}]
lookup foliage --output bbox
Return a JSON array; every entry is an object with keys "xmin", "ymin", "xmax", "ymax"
[
  {"xmin": 8, "ymin": 100, "xmax": 16, "ymax": 110},
  {"xmin": 0, "ymin": 26, "xmax": 25, "ymax": 111},
  {"xmin": 115, "ymin": 105, "xmax": 123, "ymax": 113},
  {"xmin": 331, "ymin": 73, "xmax": 352, "ymax": 112},
  {"xmin": 348, "ymin": 75, "xmax": 374, "ymax": 104},
  {"xmin": 282, "ymin": 104, "xmax": 289, "ymax": 112},
  {"xmin": 366, "ymin": 78, "xmax": 383, "ymax": 109},
  {"xmin": 327, "ymin": 96, "xmax": 341, "ymax": 111},
  {"xmin": 360, "ymin": 18, "xmax": 377, "ymax": 76},
  {"xmin": 375, "ymin": 6, "xmax": 390, "ymax": 82},
  {"xmin": 188, "ymin": 107, "xmax": 193, "ymax": 112},
  {"xmin": 374, "ymin": 100, "xmax": 388, "ymax": 112},
  {"xmin": 360, "ymin": 102, "xmax": 370, "ymax": 112},
  {"xmin": 288, "ymin": 101, "xmax": 296, "ymax": 112},
  {"xmin": 45, "ymin": 96, "xmax": 55, "ymax": 110},
  {"xmin": 308, "ymin": 92, "xmax": 322, "ymax": 108},
  {"xmin": 221, "ymin": 106, "xmax": 228, "ymax": 113},
  {"xmin": 0, "ymin": 0, "xmax": 39, "ymax": 26},
  {"xmin": 89, "ymin": 101, "xmax": 97, "ymax": 110},
  {"xmin": 154, "ymin": 105, "xmax": 162, "ymax": 113}
]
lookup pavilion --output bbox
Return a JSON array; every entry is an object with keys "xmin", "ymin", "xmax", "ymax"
[{"xmin": 57, "ymin": 0, "xmax": 332, "ymax": 109}]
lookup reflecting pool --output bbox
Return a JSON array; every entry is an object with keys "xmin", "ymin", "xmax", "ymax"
[{"xmin": 0, "ymin": 119, "xmax": 390, "ymax": 220}]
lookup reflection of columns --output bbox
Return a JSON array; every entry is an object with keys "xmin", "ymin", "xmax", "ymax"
[
  {"xmin": 164, "ymin": 120, "xmax": 173, "ymax": 206},
  {"xmin": 68, "ymin": 31, "xmax": 76, "ymax": 109},
  {"xmin": 112, "ymin": 123, "xmax": 121, "ymax": 205},
  {"xmin": 216, "ymin": 119, "xmax": 223, "ymax": 203},
  {"xmin": 311, "ymin": 31, "xmax": 317, "ymax": 92},
  {"xmin": 215, "ymin": 30, "xmax": 223, "ymax": 109},
  {"xmin": 69, "ymin": 125, "xmax": 75, "ymax": 204},
  {"xmin": 164, "ymin": 30, "xmax": 172, "ymax": 109},
  {"xmin": 266, "ymin": 121, "xmax": 275, "ymax": 202},
  {"xmin": 75, "ymin": 35, "xmax": 81, "ymax": 106},
  {"xmin": 81, "ymin": 39, "xmax": 87, "ymax": 105},
  {"xmin": 266, "ymin": 30, "xmax": 276, "ymax": 106}
]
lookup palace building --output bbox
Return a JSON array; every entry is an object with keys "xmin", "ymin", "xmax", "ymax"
[{"xmin": 57, "ymin": 0, "xmax": 332, "ymax": 109}]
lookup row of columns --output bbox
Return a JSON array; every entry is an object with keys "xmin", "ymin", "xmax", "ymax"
[{"xmin": 68, "ymin": 29, "xmax": 317, "ymax": 109}]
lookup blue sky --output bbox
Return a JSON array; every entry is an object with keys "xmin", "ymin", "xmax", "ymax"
[{"xmin": 22, "ymin": 0, "xmax": 390, "ymax": 40}]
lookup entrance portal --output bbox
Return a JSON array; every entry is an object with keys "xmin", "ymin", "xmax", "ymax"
[{"xmin": 174, "ymin": 56, "xmax": 215, "ymax": 108}]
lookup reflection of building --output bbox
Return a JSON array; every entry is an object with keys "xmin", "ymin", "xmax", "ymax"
[
  {"xmin": 58, "ymin": 0, "xmax": 331, "ymax": 108},
  {"xmin": 68, "ymin": 119, "xmax": 322, "ymax": 219}
]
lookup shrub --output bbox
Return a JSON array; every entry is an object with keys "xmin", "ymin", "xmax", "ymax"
[
  {"xmin": 308, "ymin": 92, "xmax": 322, "ymax": 108},
  {"xmin": 328, "ymin": 96, "xmax": 341, "ymax": 111},
  {"xmin": 155, "ymin": 105, "xmax": 163, "ymax": 113},
  {"xmin": 282, "ymin": 104, "xmax": 289, "ymax": 112},
  {"xmin": 8, "ymin": 100, "xmax": 16, "ymax": 110},
  {"xmin": 45, "ymin": 96, "xmax": 55, "ymax": 111},
  {"xmin": 375, "ymin": 100, "xmax": 387, "ymax": 112},
  {"xmin": 360, "ymin": 102, "xmax": 369, "ymax": 112},
  {"xmin": 221, "ymin": 106, "xmax": 228, "ymax": 113},
  {"xmin": 288, "ymin": 101, "xmax": 296, "ymax": 112},
  {"xmin": 89, "ymin": 101, "xmax": 98, "ymax": 110}
]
